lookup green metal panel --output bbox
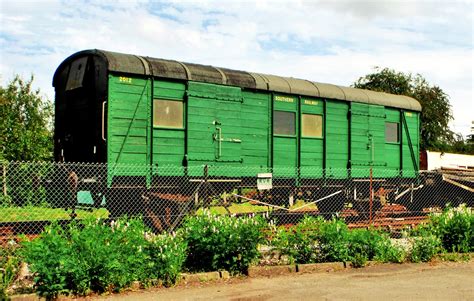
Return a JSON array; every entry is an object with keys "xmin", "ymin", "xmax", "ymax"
[
  {"xmin": 300, "ymin": 97, "xmax": 324, "ymax": 178},
  {"xmin": 272, "ymin": 94, "xmax": 298, "ymax": 177},
  {"xmin": 152, "ymin": 80, "xmax": 186, "ymax": 176},
  {"xmin": 350, "ymin": 103, "xmax": 386, "ymax": 178},
  {"xmin": 186, "ymin": 81, "xmax": 243, "ymax": 176},
  {"xmin": 325, "ymin": 101, "xmax": 349, "ymax": 178},
  {"xmin": 107, "ymin": 74, "xmax": 151, "ymax": 185}
]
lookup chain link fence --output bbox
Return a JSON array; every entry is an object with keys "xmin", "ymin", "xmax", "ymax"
[{"xmin": 1, "ymin": 161, "xmax": 473, "ymax": 244}]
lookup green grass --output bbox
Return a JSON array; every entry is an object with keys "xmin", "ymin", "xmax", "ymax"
[{"xmin": 0, "ymin": 206, "xmax": 109, "ymax": 222}]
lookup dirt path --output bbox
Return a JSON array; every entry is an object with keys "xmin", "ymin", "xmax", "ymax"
[{"xmin": 92, "ymin": 260, "xmax": 474, "ymax": 301}]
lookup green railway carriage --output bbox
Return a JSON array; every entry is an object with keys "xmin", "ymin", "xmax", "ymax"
[{"xmin": 53, "ymin": 49, "xmax": 421, "ymax": 219}]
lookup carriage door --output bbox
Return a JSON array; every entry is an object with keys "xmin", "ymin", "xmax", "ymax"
[
  {"xmin": 186, "ymin": 82, "xmax": 243, "ymax": 172},
  {"xmin": 272, "ymin": 95, "xmax": 298, "ymax": 177},
  {"xmin": 350, "ymin": 103, "xmax": 386, "ymax": 177}
]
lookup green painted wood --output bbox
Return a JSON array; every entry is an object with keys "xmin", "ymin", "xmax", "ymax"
[
  {"xmin": 151, "ymin": 79, "xmax": 186, "ymax": 176},
  {"xmin": 402, "ymin": 111, "xmax": 420, "ymax": 177},
  {"xmin": 272, "ymin": 94, "xmax": 298, "ymax": 177},
  {"xmin": 186, "ymin": 82, "xmax": 243, "ymax": 177},
  {"xmin": 107, "ymin": 74, "xmax": 151, "ymax": 185},
  {"xmin": 325, "ymin": 101, "xmax": 349, "ymax": 179},
  {"xmin": 300, "ymin": 97, "xmax": 324, "ymax": 178},
  {"xmin": 350, "ymin": 103, "xmax": 387, "ymax": 178}
]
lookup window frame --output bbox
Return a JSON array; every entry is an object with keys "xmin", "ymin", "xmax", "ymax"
[
  {"xmin": 273, "ymin": 110, "xmax": 297, "ymax": 137},
  {"xmin": 152, "ymin": 98, "xmax": 185, "ymax": 130},
  {"xmin": 301, "ymin": 113, "xmax": 324, "ymax": 139},
  {"xmin": 385, "ymin": 121, "xmax": 400, "ymax": 144}
]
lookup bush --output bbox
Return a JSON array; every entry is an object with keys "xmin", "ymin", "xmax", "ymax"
[
  {"xmin": 271, "ymin": 216, "xmax": 324, "ymax": 264},
  {"xmin": 21, "ymin": 223, "xmax": 71, "ymax": 300},
  {"xmin": 21, "ymin": 217, "xmax": 187, "ymax": 299},
  {"xmin": 317, "ymin": 218, "xmax": 350, "ymax": 263},
  {"xmin": 410, "ymin": 233, "xmax": 441, "ymax": 263},
  {"xmin": 181, "ymin": 211, "xmax": 267, "ymax": 274},
  {"xmin": 144, "ymin": 233, "xmax": 187, "ymax": 287},
  {"xmin": 429, "ymin": 205, "xmax": 473, "ymax": 253}
]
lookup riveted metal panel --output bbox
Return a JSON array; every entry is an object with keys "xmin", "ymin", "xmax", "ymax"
[
  {"xmin": 220, "ymin": 68, "xmax": 256, "ymax": 88},
  {"xmin": 183, "ymin": 63, "xmax": 223, "ymax": 84},
  {"xmin": 145, "ymin": 57, "xmax": 188, "ymax": 80},
  {"xmin": 313, "ymin": 82, "xmax": 347, "ymax": 100}
]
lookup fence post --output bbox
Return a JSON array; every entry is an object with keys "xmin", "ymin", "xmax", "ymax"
[
  {"xmin": 2, "ymin": 161, "xmax": 6, "ymax": 197},
  {"xmin": 369, "ymin": 167, "xmax": 373, "ymax": 225}
]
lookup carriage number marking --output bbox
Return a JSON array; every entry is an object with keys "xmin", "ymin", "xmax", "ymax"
[{"xmin": 119, "ymin": 76, "xmax": 132, "ymax": 84}]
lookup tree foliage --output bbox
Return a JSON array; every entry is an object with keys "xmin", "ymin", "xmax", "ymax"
[
  {"xmin": 353, "ymin": 67, "xmax": 456, "ymax": 151},
  {"xmin": 0, "ymin": 75, "xmax": 53, "ymax": 161}
]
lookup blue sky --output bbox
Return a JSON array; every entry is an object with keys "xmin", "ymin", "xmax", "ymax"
[{"xmin": 1, "ymin": 0, "xmax": 472, "ymax": 135}]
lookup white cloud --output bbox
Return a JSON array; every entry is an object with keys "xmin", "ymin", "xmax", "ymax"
[{"xmin": 0, "ymin": 0, "xmax": 472, "ymax": 136}]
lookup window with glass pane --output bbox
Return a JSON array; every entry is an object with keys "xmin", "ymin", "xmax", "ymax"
[
  {"xmin": 153, "ymin": 99, "xmax": 183, "ymax": 128},
  {"xmin": 385, "ymin": 122, "xmax": 399, "ymax": 143},
  {"xmin": 302, "ymin": 114, "xmax": 323, "ymax": 137},
  {"xmin": 273, "ymin": 111, "xmax": 295, "ymax": 135}
]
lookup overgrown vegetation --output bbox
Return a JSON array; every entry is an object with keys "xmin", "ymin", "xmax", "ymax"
[
  {"xmin": 5, "ymin": 205, "xmax": 473, "ymax": 299},
  {"xmin": 180, "ymin": 211, "xmax": 267, "ymax": 274},
  {"xmin": 270, "ymin": 216, "xmax": 406, "ymax": 267},
  {"xmin": 20, "ymin": 218, "xmax": 186, "ymax": 300}
]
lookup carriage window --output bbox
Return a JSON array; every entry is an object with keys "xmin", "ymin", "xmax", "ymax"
[
  {"xmin": 385, "ymin": 122, "xmax": 399, "ymax": 143},
  {"xmin": 302, "ymin": 114, "xmax": 323, "ymax": 138},
  {"xmin": 273, "ymin": 111, "xmax": 295, "ymax": 136},
  {"xmin": 153, "ymin": 99, "xmax": 184, "ymax": 128},
  {"xmin": 66, "ymin": 57, "xmax": 88, "ymax": 91}
]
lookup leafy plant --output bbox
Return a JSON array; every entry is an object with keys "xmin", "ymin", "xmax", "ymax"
[
  {"xmin": 317, "ymin": 218, "xmax": 350, "ymax": 263},
  {"xmin": 410, "ymin": 233, "xmax": 441, "ymax": 263},
  {"xmin": 21, "ymin": 223, "xmax": 72, "ymax": 300},
  {"xmin": 145, "ymin": 233, "xmax": 187, "ymax": 287},
  {"xmin": 21, "ymin": 217, "xmax": 188, "ymax": 299},
  {"xmin": 271, "ymin": 216, "xmax": 324, "ymax": 264},
  {"xmin": 0, "ymin": 255, "xmax": 19, "ymax": 300},
  {"xmin": 181, "ymin": 211, "xmax": 267, "ymax": 274},
  {"xmin": 429, "ymin": 205, "xmax": 473, "ymax": 253}
]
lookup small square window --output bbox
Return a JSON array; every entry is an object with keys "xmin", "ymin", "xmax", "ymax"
[
  {"xmin": 302, "ymin": 114, "xmax": 323, "ymax": 137},
  {"xmin": 153, "ymin": 99, "xmax": 184, "ymax": 128},
  {"xmin": 385, "ymin": 122, "xmax": 399, "ymax": 143},
  {"xmin": 273, "ymin": 111, "xmax": 295, "ymax": 136}
]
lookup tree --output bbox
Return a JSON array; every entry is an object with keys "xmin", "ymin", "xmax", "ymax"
[
  {"xmin": 353, "ymin": 67, "xmax": 454, "ymax": 151},
  {"xmin": 0, "ymin": 75, "xmax": 53, "ymax": 161}
]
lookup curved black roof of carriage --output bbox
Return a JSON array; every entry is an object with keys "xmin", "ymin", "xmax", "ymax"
[{"xmin": 53, "ymin": 49, "xmax": 421, "ymax": 111}]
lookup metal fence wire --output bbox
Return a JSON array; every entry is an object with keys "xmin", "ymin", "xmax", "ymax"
[{"xmin": 1, "ymin": 161, "xmax": 473, "ymax": 242}]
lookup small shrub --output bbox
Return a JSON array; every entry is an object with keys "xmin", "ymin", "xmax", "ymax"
[
  {"xmin": 21, "ymin": 217, "xmax": 188, "ymax": 299},
  {"xmin": 145, "ymin": 233, "xmax": 187, "ymax": 287},
  {"xmin": 375, "ymin": 242, "xmax": 407, "ymax": 263},
  {"xmin": 271, "ymin": 216, "xmax": 324, "ymax": 264},
  {"xmin": 317, "ymin": 218, "xmax": 350, "ymax": 262},
  {"xmin": 429, "ymin": 205, "xmax": 473, "ymax": 253},
  {"xmin": 21, "ymin": 223, "xmax": 72, "ymax": 300},
  {"xmin": 410, "ymin": 233, "xmax": 441, "ymax": 263},
  {"xmin": 181, "ymin": 211, "xmax": 267, "ymax": 274}
]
